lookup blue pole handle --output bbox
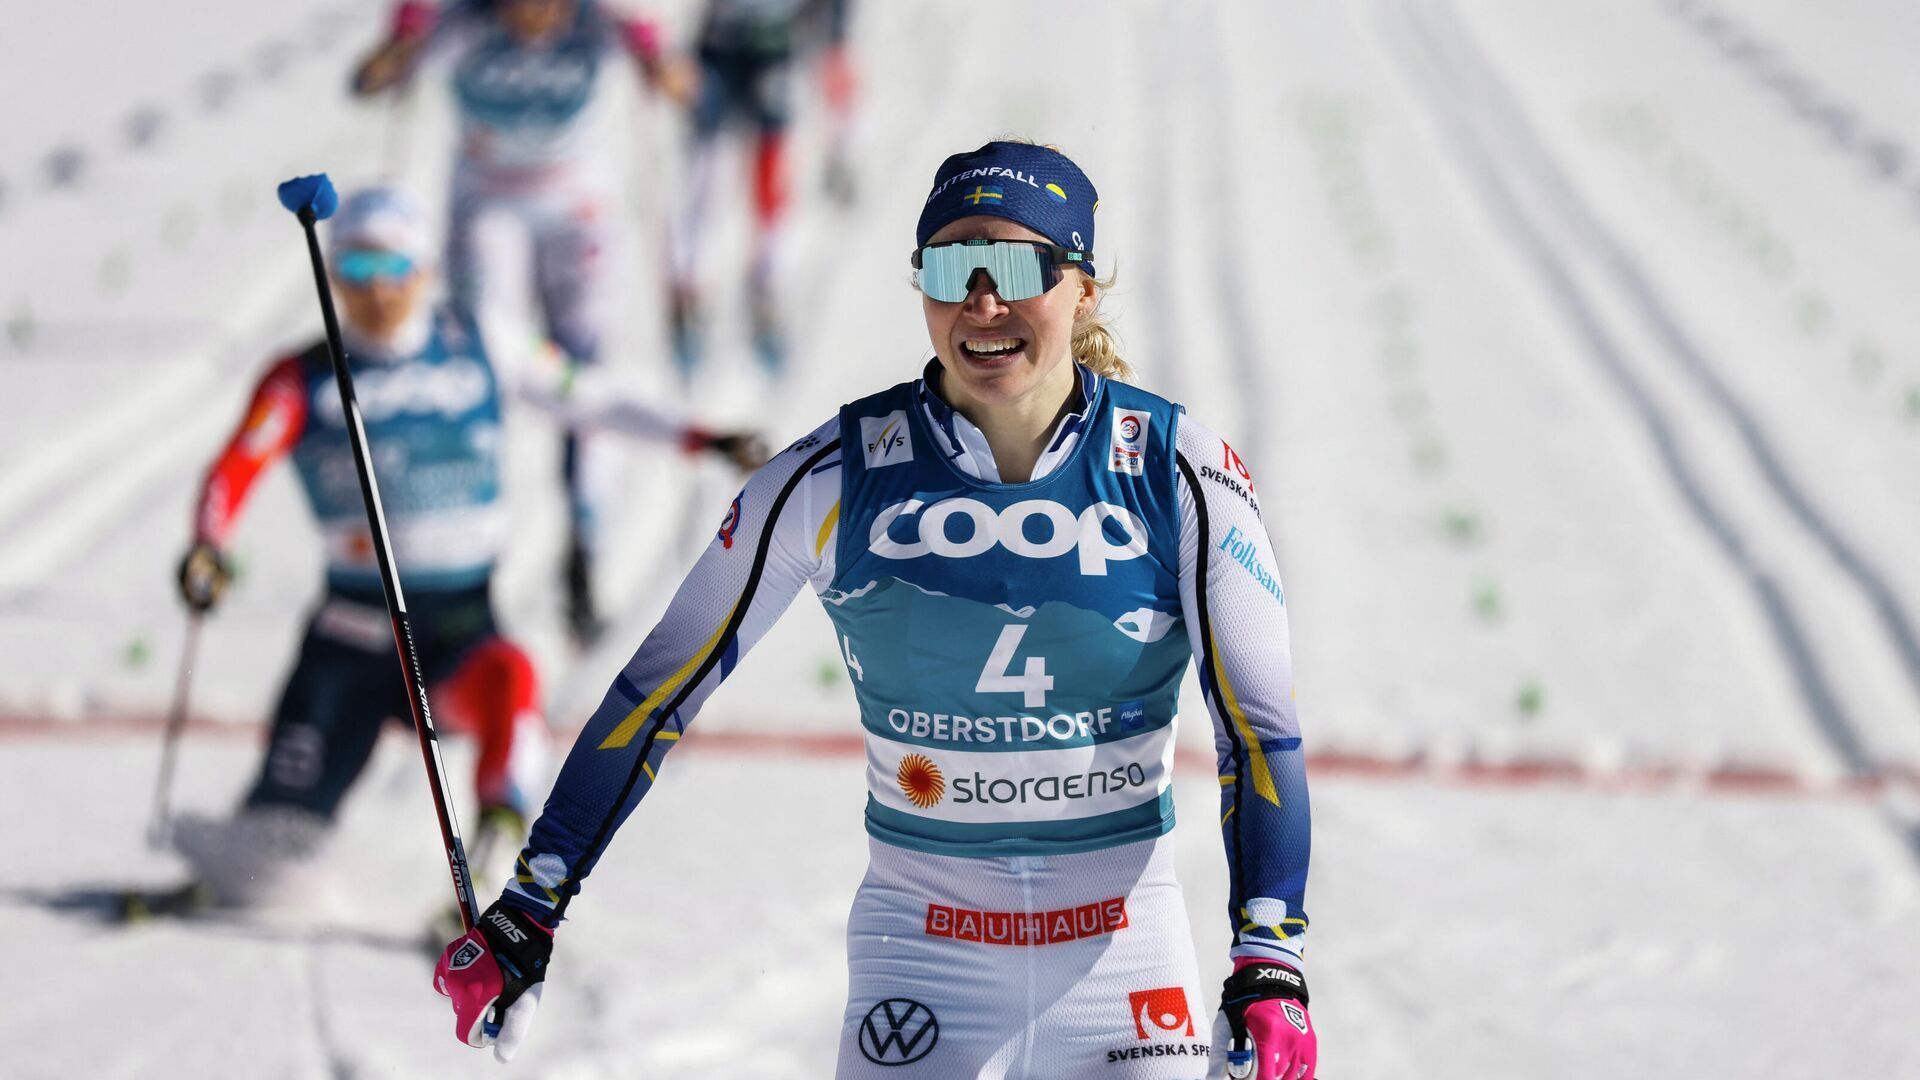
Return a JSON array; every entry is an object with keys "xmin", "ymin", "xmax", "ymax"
[{"xmin": 276, "ymin": 173, "xmax": 339, "ymax": 220}]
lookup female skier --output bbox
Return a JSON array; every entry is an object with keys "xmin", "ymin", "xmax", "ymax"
[
  {"xmin": 352, "ymin": 0, "xmax": 694, "ymax": 642},
  {"xmin": 170, "ymin": 185, "xmax": 760, "ymax": 911},
  {"xmin": 434, "ymin": 142, "xmax": 1317, "ymax": 1080}
]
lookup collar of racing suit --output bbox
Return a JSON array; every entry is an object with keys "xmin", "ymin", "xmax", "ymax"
[
  {"xmin": 340, "ymin": 302, "xmax": 434, "ymax": 364},
  {"xmin": 914, "ymin": 359, "xmax": 1100, "ymax": 484}
]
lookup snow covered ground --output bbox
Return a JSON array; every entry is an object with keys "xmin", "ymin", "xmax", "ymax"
[{"xmin": 2, "ymin": 0, "xmax": 1918, "ymax": 1076}]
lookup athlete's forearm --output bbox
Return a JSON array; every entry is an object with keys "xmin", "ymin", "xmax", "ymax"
[
  {"xmin": 194, "ymin": 356, "xmax": 308, "ymax": 546},
  {"xmin": 1175, "ymin": 417, "xmax": 1311, "ymax": 968}
]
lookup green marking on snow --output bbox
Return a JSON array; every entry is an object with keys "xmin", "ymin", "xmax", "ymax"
[
  {"xmin": 125, "ymin": 636, "xmax": 152, "ymax": 670},
  {"xmin": 1848, "ymin": 342, "xmax": 1884, "ymax": 384},
  {"xmin": 815, "ymin": 657, "xmax": 843, "ymax": 689},
  {"xmin": 1441, "ymin": 506, "xmax": 1481, "ymax": 546},
  {"xmin": 1793, "ymin": 291, "xmax": 1831, "ymax": 336},
  {"xmin": 1389, "ymin": 386, "xmax": 1428, "ymax": 423},
  {"xmin": 1470, "ymin": 578, "xmax": 1504, "ymax": 623},
  {"xmin": 1411, "ymin": 434, "xmax": 1448, "ymax": 475},
  {"xmin": 1905, "ymin": 385, "xmax": 1920, "ymax": 422},
  {"xmin": 1515, "ymin": 680, "xmax": 1544, "ymax": 719}
]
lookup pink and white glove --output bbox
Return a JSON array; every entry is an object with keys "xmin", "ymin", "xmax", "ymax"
[
  {"xmin": 1221, "ymin": 958, "xmax": 1316, "ymax": 1080},
  {"xmin": 388, "ymin": 0, "xmax": 437, "ymax": 41},
  {"xmin": 433, "ymin": 901, "xmax": 553, "ymax": 1064}
]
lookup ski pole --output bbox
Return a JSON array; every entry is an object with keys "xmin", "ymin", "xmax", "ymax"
[
  {"xmin": 274, "ymin": 172, "xmax": 480, "ymax": 932},
  {"xmin": 145, "ymin": 610, "xmax": 204, "ymax": 848}
]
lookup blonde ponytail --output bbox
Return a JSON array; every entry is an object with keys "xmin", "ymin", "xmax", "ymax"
[{"xmin": 1071, "ymin": 270, "xmax": 1134, "ymax": 383}]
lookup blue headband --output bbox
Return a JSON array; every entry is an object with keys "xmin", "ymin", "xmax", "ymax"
[{"xmin": 916, "ymin": 141, "xmax": 1099, "ymax": 276}]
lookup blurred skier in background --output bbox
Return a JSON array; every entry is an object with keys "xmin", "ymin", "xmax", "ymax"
[
  {"xmin": 352, "ymin": 0, "xmax": 696, "ymax": 642},
  {"xmin": 666, "ymin": 0, "xmax": 856, "ymax": 380},
  {"xmin": 166, "ymin": 186, "xmax": 762, "ymax": 918}
]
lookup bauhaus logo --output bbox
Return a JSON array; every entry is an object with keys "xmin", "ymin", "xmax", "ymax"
[
  {"xmin": 868, "ymin": 497, "xmax": 1147, "ymax": 576},
  {"xmin": 858, "ymin": 998, "xmax": 939, "ymax": 1065}
]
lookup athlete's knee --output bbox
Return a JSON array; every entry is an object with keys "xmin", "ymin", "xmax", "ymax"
[
  {"xmin": 455, "ymin": 638, "xmax": 542, "ymax": 725},
  {"xmin": 753, "ymin": 132, "xmax": 788, "ymax": 225}
]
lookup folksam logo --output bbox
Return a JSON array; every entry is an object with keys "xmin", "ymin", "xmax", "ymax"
[
  {"xmin": 860, "ymin": 411, "xmax": 913, "ymax": 469},
  {"xmin": 1218, "ymin": 525, "xmax": 1285, "ymax": 604}
]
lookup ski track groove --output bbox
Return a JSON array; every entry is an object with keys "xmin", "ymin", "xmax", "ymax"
[
  {"xmin": 1383, "ymin": 0, "xmax": 1920, "ymax": 868},
  {"xmin": 1421, "ymin": 0, "xmax": 1920, "ymax": 716}
]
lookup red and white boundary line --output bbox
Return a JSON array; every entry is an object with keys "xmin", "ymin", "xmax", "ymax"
[{"xmin": 6, "ymin": 712, "xmax": 1916, "ymax": 803}]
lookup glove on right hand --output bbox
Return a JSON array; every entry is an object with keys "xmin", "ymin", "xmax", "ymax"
[
  {"xmin": 176, "ymin": 542, "xmax": 232, "ymax": 613},
  {"xmin": 433, "ymin": 900, "xmax": 553, "ymax": 1064},
  {"xmin": 1222, "ymin": 959, "xmax": 1316, "ymax": 1080}
]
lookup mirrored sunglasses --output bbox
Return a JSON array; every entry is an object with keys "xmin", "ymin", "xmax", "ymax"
[
  {"xmin": 335, "ymin": 248, "xmax": 419, "ymax": 284},
  {"xmin": 911, "ymin": 239, "xmax": 1088, "ymax": 303}
]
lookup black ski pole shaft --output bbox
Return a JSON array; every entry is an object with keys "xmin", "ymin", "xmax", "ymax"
[
  {"xmin": 276, "ymin": 174, "xmax": 479, "ymax": 931},
  {"xmin": 146, "ymin": 611, "xmax": 204, "ymax": 848}
]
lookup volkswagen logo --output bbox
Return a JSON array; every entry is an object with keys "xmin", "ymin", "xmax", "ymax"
[{"xmin": 858, "ymin": 997, "xmax": 939, "ymax": 1066}]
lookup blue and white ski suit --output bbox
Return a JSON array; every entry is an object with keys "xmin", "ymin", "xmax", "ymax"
[{"xmin": 503, "ymin": 364, "xmax": 1311, "ymax": 1078}]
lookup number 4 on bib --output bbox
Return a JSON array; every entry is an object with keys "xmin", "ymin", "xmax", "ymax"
[{"xmin": 975, "ymin": 624, "xmax": 1053, "ymax": 707}]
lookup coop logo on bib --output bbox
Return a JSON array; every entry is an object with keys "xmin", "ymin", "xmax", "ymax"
[
  {"xmin": 860, "ymin": 411, "xmax": 913, "ymax": 468},
  {"xmin": 868, "ymin": 496, "xmax": 1148, "ymax": 576},
  {"xmin": 1109, "ymin": 408, "xmax": 1149, "ymax": 475}
]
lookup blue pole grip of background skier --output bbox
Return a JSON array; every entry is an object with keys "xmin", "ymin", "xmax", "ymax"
[{"xmin": 276, "ymin": 173, "xmax": 339, "ymax": 220}]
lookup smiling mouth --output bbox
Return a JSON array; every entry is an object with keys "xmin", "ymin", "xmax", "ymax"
[{"xmin": 960, "ymin": 337, "xmax": 1026, "ymax": 361}]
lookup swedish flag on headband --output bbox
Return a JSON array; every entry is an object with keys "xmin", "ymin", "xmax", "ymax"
[{"xmin": 916, "ymin": 140, "xmax": 1101, "ymax": 274}]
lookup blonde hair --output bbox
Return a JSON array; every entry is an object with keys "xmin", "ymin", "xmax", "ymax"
[{"xmin": 1071, "ymin": 269, "xmax": 1135, "ymax": 383}]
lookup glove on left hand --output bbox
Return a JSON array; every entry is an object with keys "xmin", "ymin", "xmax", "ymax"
[
  {"xmin": 1222, "ymin": 958, "xmax": 1316, "ymax": 1080},
  {"xmin": 433, "ymin": 900, "xmax": 553, "ymax": 1063}
]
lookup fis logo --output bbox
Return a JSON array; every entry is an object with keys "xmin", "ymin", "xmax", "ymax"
[
  {"xmin": 1110, "ymin": 408, "xmax": 1149, "ymax": 476},
  {"xmin": 868, "ymin": 497, "xmax": 1148, "ymax": 576},
  {"xmin": 860, "ymin": 411, "xmax": 913, "ymax": 469},
  {"xmin": 716, "ymin": 494, "xmax": 743, "ymax": 550},
  {"xmin": 1129, "ymin": 987, "xmax": 1194, "ymax": 1039}
]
